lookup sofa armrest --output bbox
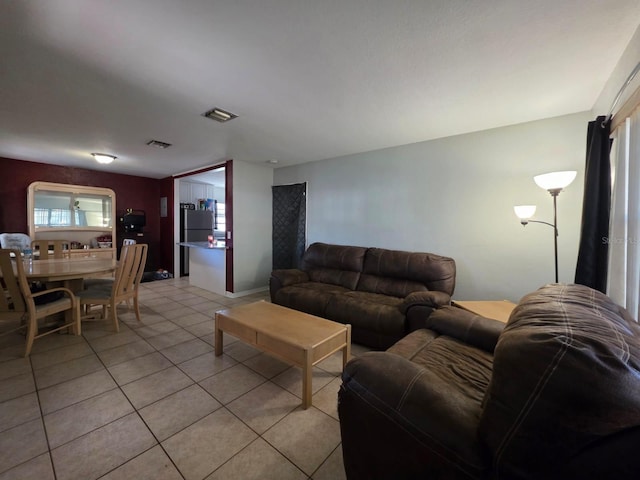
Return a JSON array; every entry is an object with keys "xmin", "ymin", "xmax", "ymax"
[
  {"xmin": 425, "ymin": 305, "xmax": 504, "ymax": 353},
  {"xmin": 400, "ymin": 290, "xmax": 451, "ymax": 313},
  {"xmin": 269, "ymin": 269, "xmax": 309, "ymax": 300},
  {"xmin": 339, "ymin": 352, "xmax": 488, "ymax": 479}
]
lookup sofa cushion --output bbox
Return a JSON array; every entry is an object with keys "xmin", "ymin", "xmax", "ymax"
[
  {"xmin": 360, "ymin": 247, "xmax": 456, "ymax": 295},
  {"xmin": 308, "ymin": 268, "xmax": 361, "ymax": 290},
  {"xmin": 388, "ymin": 329, "xmax": 494, "ymax": 406},
  {"xmin": 326, "ymin": 291, "xmax": 406, "ymax": 348},
  {"xmin": 274, "ymin": 282, "xmax": 350, "ymax": 318},
  {"xmin": 301, "ymin": 243, "xmax": 366, "ymax": 289},
  {"xmin": 478, "ymin": 284, "xmax": 640, "ymax": 478},
  {"xmin": 301, "ymin": 242, "xmax": 367, "ymax": 271},
  {"xmin": 356, "ymin": 273, "xmax": 427, "ymax": 298},
  {"xmin": 420, "ymin": 305, "xmax": 505, "ymax": 353}
]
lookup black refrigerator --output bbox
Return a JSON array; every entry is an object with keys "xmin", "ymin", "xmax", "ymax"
[{"xmin": 180, "ymin": 209, "xmax": 214, "ymax": 276}]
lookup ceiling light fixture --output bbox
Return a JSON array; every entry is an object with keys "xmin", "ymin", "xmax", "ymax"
[
  {"xmin": 91, "ymin": 153, "xmax": 116, "ymax": 164},
  {"xmin": 146, "ymin": 140, "xmax": 172, "ymax": 149},
  {"xmin": 203, "ymin": 107, "xmax": 238, "ymax": 123}
]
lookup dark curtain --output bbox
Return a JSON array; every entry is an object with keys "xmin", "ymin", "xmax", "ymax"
[
  {"xmin": 272, "ymin": 183, "xmax": 306, "ymax": 269},
  {"xmin": 575, "ymin": 116, "xmax": 612, "ymax": 292}
]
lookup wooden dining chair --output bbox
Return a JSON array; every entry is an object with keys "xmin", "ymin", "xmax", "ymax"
[
  {"xmin": 83, "ymin": 237, "xmax": 139, "ymax": 305},
  {"xmin": 31, "ymin": 239, "xmax": 71, "ymax": 259},
  {"xmin": 0, "ymin": 248, "xmax": 81, "ymax": 356},
  {"xmin": 78, "ymin": 243, "xmax": 148, "ymax": 332}
]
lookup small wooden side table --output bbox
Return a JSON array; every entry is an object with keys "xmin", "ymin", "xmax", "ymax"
[{"xmin": 452, "ymin": 300, "xmax": 517, "ymax": 323}]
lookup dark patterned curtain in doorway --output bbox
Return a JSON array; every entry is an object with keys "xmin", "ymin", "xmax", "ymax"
[{"xmin": 272, "ymin": 183, "xmax": 307, "ymax": 269}]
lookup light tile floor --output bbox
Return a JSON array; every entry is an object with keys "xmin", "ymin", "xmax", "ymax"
[{"xmin": 0, "ymin": 277, "xmax": 371, "ymax": 480}]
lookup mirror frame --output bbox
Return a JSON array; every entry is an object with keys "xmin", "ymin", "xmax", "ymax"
[{"xmin": 27, "ymin": 181, "xmax": 116, "ymax": 239}]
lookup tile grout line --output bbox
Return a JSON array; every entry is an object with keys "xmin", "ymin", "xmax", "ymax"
[
  {"xmin": 19, "ymin": 286, "xmax": 188, "ymax": 477},
  {"xmin": 65, "ymin": 297, "xmax": 189, "ymax": 480},
  {"xmin": 1, "ymin": 282, "xmax": 348, "ymax": 479},
  {"xmin": 29, "ymin": 347, "xmax": 58, "ymax": 479}
]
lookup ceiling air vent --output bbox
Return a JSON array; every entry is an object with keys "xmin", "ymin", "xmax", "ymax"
[
  {"xmin": 202, "ymin": 107, "xmax": 237, "ymax": 123},
  {"xmin": 146, "ymin": 140, "xmax": 172, "ymax": 149}
]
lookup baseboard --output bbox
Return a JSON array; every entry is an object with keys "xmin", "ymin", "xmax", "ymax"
[{"xmin": 224, "ymin": 285, "xmax": 268, "ymax": 298}]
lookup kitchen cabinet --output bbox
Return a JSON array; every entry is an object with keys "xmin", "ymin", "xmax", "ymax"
[
  {"xmin": 179, "ymin": 182, "xmax": 192, "ymax": 204},
  {"xmin": 190, "ymin": 183, "xmax": 206, "ymax": 204},
  {"xmin": 179, "ymin": 180, "xmax": 223, "ymax": 206},
  {"xmin": 179, "ymin": 242, "xmax": 226, "ymax": 295}
]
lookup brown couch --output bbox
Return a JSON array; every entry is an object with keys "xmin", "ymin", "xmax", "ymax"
[
  {"xmin": 338, "ymin": 283, "xmax": 640, "ymax": 479},
  {"xmin": 269, "ymin": 242, "xmax": 456, "ymax": 349}
]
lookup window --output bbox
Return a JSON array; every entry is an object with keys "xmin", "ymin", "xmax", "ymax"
[
  {"xmin": 215, "ymin": 202, "xmax": 226, "ymax": 233},
  {"xmin": 34, "ymin": 207, "xmax": 72, "ymax": 227},
  {"xmin": 608, "ymin": 112, "xmax": 640, "ymax": 320}
]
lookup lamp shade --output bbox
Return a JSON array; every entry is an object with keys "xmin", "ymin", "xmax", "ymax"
[
  {"xmin": 533, "ymin": 171, "xmax": 577, "ymax": 191},
  {"xmin": 91, "ymin": 153, "xmax": 116, "ymax": 164},
  {"xmin": 514, "ymin": 205, "xmax": 537, "ymax": 220}
]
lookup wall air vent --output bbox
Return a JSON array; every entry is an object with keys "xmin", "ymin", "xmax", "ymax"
[
  {"xmin": 202, "ymin": 107, "xmax": 238, "ymax": 123},
  {"xmin": 146, "ymin": 140, "xmax": 172, "ymax": 149}
]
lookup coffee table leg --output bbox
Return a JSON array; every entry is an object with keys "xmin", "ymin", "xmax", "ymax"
[
  {"xmin": 214, "ymin": 314, "xmax": 223, "ymax": 357},
  {"xmin": 302, "ymin": 348, "xmax": 313, "ymax": 409},
  {"xmin": 343, "ymin": 324, "xmax": 352, "ymax": 368}
]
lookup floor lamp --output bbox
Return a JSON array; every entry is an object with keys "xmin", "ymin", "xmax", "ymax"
[{"xmin": 514, "ymin": 171, "xmax": 577, "ymax": 283}]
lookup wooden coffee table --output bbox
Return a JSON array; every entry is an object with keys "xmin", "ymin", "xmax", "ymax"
[
  {"xmin": 452, "ymin": 300, "xmax": 517, "ymax": 323},
  {"xmin": 214, "ymin": 301, "xmax": 351, "ymax": 409}
]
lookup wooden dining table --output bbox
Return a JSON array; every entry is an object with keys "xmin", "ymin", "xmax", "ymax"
[{"xmin": 20, "ymin": 256, "xmax": 117, "ymax": 291}]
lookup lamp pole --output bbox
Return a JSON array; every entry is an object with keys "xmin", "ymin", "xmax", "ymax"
[
  {"xmin": 550, "ymin": 189, "xmax": 560, "ymax": 283},
  {"xmin": 516, "ymin": 190, "xmax": 561, "ymax": 283},
  {"xmin": 515, "ymin": 170, "xmax": 576, "ymax": 284}
]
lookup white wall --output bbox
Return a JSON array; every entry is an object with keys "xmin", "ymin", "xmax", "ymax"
[
  {"xmin": 232, "ymin": 160, "xmax": 273, "ymax": 293},
  {"xmin": 592, "ymin": 24, "xmax": 640, "ymax": 116},
  {"xmin": 274, "ymin": 112, "xmax": 592, "ymax": 302}
]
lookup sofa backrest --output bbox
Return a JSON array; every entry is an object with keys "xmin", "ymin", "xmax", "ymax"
[
  {"xmin": 357, "ymin": 247, "xmax": 456, "ymax": 297},
  {"xmin": 301, "ymin": 242, "xmax": 367, "ymax": 290},
  {"xmin": 478, "ymin": 284, "xmax": 640, "ymax": 478}
]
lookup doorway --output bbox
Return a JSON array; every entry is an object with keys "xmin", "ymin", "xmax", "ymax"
[{"xmin": 173, "ymin": 160, "xmax": 234, "ymax": 293}]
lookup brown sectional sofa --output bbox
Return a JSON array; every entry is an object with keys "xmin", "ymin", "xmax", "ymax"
[
  {"xmin": 269, "ymin": 242, "xmax": 456, "ymax": 349},
  {"xmin": 338, "ymin": 284, "xmax": 640, "ymax": 479}
]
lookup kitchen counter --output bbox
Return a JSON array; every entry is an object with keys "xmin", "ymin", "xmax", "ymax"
[
  {"xmin": 178, "ymin": 241, "xmax": 226, "ymax": 250},
  {"xmin": 178, "ymin": 241, "xmax": 226, "ymax": 294}
]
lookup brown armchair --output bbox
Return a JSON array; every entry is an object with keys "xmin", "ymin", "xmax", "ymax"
[{"xmin": 338, "ymin": 284, "xmax": 640, "ymax": 479}]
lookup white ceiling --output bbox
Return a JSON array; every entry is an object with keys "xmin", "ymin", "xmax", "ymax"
[{"xmin": 1, "ymin": 1, "xmax": 639, "ymax": 179}]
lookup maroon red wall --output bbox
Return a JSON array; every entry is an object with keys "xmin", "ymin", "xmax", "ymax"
[
  {"xmin": 158, "ymin": 175, "xmax": 175, "ymax": 274},
  {"xmin": 0, "ymin": 157, "xmax": 174, "ymax": 272}
]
